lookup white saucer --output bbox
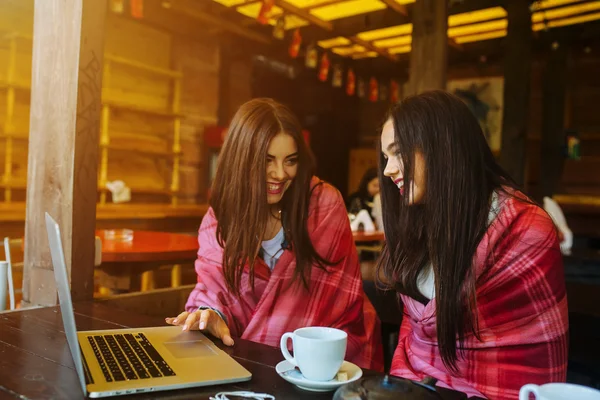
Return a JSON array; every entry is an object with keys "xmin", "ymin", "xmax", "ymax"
[{"xmin": 276, "ymin": 360, "xmax": 363, "ymax": 392}]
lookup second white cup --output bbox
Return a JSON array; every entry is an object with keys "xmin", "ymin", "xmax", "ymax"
[{"xmin": 519, "ymin": 383, "xmax": 600, "ymax": 400}]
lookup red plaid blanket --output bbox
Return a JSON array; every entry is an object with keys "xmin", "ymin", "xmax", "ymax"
[
  {"xmin": 391, "ymin": 193, "xmax": 568, "ymax": 399},
  {"xmin": 186, "ymin": 179, "xmax": 383, "ymax": 370}
]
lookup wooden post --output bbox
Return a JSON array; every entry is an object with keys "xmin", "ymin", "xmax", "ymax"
[
  {"xmin": 22, "ymin": 0, "xmax": 107, "ymax": 306},
  {"xmin": 540, "ymin": 36, "xmax": 569, "ymax": 200},
  {"xmin": 406, "ymin": 0, "xmax": 448, "ymax": 95},
  {"xmin": 499, "ymin": 1, "xmax": 532, "ymax": 186}
]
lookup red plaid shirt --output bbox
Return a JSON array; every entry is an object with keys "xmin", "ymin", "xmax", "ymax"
[
  {"xmin": 391, "ymin": 192, "xmax": 569, "ymax": 399},
  {"xmin": 186, "ymin": 179, "xmax": 383, "ymax": 371}
]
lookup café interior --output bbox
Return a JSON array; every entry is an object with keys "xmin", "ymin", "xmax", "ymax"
[{"xmin": 1, "ymin": 0, "xmax": 600, "ymax": 399}]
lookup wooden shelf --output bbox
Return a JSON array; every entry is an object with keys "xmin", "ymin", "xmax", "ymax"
[
  {"xmin": 528, "ymin": 133, "xmax": 600, "ymax": 141},
  {"xmin": 102, "ymin": 98, "xmax": 183, "ymax": 118},
  {"xmin": 99, "ymin": 185, "xmax": 171, "ymax": 196},
  {"xmin": 97, "ymin": 203, "xmax": 209, "ymax": 219},
  {"xmin": 1, "ymin": 184, "xmax": 175, "ymax": 198},
  {"xmin": 0, "ymin": 80, "xmax": 31, "ymax": 91},
  {"xmin": 0, "ymin": 32, "xmax": 32, "ymax": 41},
  {"xmin": 0, "ymin": 181, "xmax": 172, "ymax": 196},
  {"xmin": 0, "ymin": 180, "xmax": 26, "ymax": 190},
  {"xmin": 554, "ymin": 194, "xmax": 600, "ymax": 207},
  {"xmin": 105, "ymin": 143, "xmax": 179, "ymax": 157},
  {"xmin": 97, "ymin": 52, "xmax": 185, "ymax": 206},
  {"xmin": 106, "ymin": 54, "xmax": 182, "ymax": 79},
  {"xmin": 0, "ymin": 132, "xmax": 28, "ymax": 140},
  {"xmin": 0, "ymin": 201, "xmax": 209, "ymax": 222}
]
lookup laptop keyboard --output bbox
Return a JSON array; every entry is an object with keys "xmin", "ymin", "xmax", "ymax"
[{"xmin": 87, "ymin": 333, "xmax": 176, "ymax": 382}]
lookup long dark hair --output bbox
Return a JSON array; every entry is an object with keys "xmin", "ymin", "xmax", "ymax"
[
  {"xmin": 210, "ymin": 98, "xmax": 332, "ymax": 295},
  {"xmin": 376, "ymin": 90, "xmax": 519, "ymax": 373}
]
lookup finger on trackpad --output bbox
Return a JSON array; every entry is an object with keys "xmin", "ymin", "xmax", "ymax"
[{"xmin": 164, "ymin": 340, "xmax": 217, "ymax": 358}]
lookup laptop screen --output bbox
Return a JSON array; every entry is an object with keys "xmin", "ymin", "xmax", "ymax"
[{"xmin": 45, "ymin": 212, "xmax": 88, "ymax": 396}]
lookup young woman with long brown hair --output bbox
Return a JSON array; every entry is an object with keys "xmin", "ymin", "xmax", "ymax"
[
  {"xmin": 378, "ymin": 90, "xmax": 568, "ymax": 398},
  {"xmin": 166, "ymin": 98, "xmax": 382, "ymax": 370}
]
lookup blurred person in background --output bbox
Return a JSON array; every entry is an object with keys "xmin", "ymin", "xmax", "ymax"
[{"xmin": 347, "ymin": 167, "xmax": 380, "ymax": 220}]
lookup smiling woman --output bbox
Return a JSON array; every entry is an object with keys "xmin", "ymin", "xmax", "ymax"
[
  {"xmin": 166, "ymin": 98, "xmax": 383, "ymax": 371},
  {"xmin": 377, "ymin": 90, "xmax": 568, "ymax": 399}
]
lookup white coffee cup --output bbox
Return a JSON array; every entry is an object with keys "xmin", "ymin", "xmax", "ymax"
[
  {"xmin": 520, "ymin": 383, "xmax": 600, "ymax": 400},
  {"xmin": 280, "ymin": 326, "xmax": 347, "ymax": 381}
]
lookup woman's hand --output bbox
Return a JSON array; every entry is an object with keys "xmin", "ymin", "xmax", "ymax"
[{"xmin": 165, "ymin": 309, "xmax": 234, "ymax": 346}]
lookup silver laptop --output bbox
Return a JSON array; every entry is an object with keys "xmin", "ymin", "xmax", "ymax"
[{"xmin": 45, "ymin": 212, "xmax": 251, "ymax": 398}]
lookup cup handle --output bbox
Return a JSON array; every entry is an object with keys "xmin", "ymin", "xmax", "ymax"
[
  {"xmin": 280, "ymin": 332, "xmax": 297, "ymax": 367},
  {"xmin": 519, "ymin": 384, "xmax": 540, "ymax": 400}
]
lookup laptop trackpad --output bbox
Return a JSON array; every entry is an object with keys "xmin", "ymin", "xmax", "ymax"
[{"xmin": 163, "ymin": 340, "xmax": 217, "ymax": 359}]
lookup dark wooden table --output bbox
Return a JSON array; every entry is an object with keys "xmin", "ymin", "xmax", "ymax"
[
  {"xmin": 0, "ymin": 302, "xmax": 469, "ymax": 399},
  {"xmin": 96, "ymin": 230, "xmax": 198, "ymax": 293}
]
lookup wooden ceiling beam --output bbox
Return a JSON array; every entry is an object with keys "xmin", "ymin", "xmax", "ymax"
[
  {"xmin": 232, "ymin": 0, "xmax": 362, "ymax": 12},
  {"xmin": 274, "ymin": 0, "xmax": 333, "ymax": 31},
  {"xmin": 303, "ymin": 0, "xmax": 502, "ymax": 43},
  {"xmin": 380, "ymin": 0, "xmax": 408, "ymax": 16},
  {"xmin": 110, "ymin": 1, "xmax": 221, "ymax": 43},
  {"xmin": 169, "ymin": 0, "xmax": 272, "ymax": 44},
  {"xmin": 204, "ymin": 0, "xmax": 503, "ymax": 62},
  {"xmin": 236, "ymin": 0, "xmax": 344, "ymax": 28},
  {"xmin": 302, "ymin": 8, "xmax": 409, "ymax": 43},
  {"xmin": 350, "ymin": 35, "xmax": 398, "ymax": 61},
  {"xmin": 258, "ymin": 0, "xmax": 397, "ymax": 61},
  {"xmin": 305, "ymin": 0, "xmax": 349, "ymax": 10},
  {"xmin": 448, "ymin": 37, "xmax": 463, "ymax": 51}
]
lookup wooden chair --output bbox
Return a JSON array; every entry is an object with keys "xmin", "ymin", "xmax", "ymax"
[
  {"xmin": 360, "ymin": 260, "xmax": 402, "ymax": 373},
  {"xmin": 565, "ymin": 279, "xmax": 600, "ymax": 388},
  {"xmin": 140, "ymin": 265, "xmax": 183, "ymax": 292}
]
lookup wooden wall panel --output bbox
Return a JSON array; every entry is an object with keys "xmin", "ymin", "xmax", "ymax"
[
  {"xmin": 106, "ymin": 155, "xmax": 169, "ymax": 194},
  {"xmin": 0, "ymin": 37, "xmax": 32, "ymax": 85},
  {"xmin": 353, "ymin": 55, "xmax": 600, "ymax": 202},
  {"xmin": 348, "ymin": 148, "xmax": 378, "ymax": 196},
  {"xmin": 527, "ymin": 53, "xmax": 600, "ymax": 199},
  {"xmin": 100, "ymin": 16, "xmax": 174, "ymax": 201},
  {"xmin": 0, "ymin": 1, "xmax": 33, "ymax": 35},
  {"xmin": 0, "ymin": 2, "xmax": 34, "ymax": 202},
  {"xmin": 173, "ymin": 36, "xmax": 220, "ymax": 203},
  {"xmin": 226, "ymin": 57, "xmax": 253, "ymax": 124},
  {"xmin": 0, "ymin": 2, "xmax": 219, "ymax": 206},
  {"xmin": 0, "ymin": 92, "xmax": 31, "ymax": 134}
]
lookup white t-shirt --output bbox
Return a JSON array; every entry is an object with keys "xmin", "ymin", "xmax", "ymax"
[
  {"xmin": 417, "ymin": 191, "xmax": 501, "ymax": 300},
  {"xmin": 199, "ymin": 227, "xmax": 285, "ymax": 323},
  {"xmin": 261, "ymin": 227, "xmax": 285, "ymax": 270}
]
